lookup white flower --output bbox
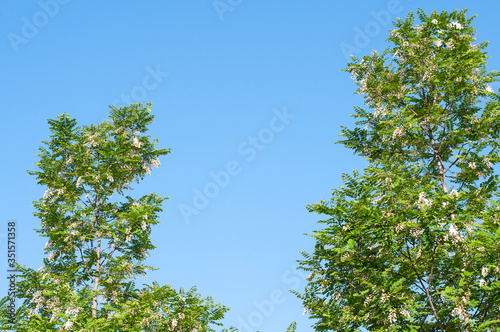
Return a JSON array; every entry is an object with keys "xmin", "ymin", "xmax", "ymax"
[
  {"xmin": 392, "ymin": 127, "xmax": 405, "ymax": 140},
  {"xmin": 484, "ymin": 158, "xmax": 492, "ymax": 168},
  {"xmin": 364, "ymin": 294, "xmax": 373, "ymax": 306},
  {"xmin": 48, "ymin": 252, "xmax": 56, "ymax": 262},
  {"xmin": 450, "ymin": 189, "xmax": 459, "ymax": 197},
  {"xmin": 151, "ymin": 158, "xmax": 161, "ymax": 168},
  {"xmin": 448, "ymin": 224, "xmax": 463, "ymax": 244},
  {"xmin": 482, "ymin": 266, "xmax": 488, "ymax": 278},
  {"xmin": 432, "ymin": 19, "xmax": 438, "ymax": 24},
  {"xmin": 132, "ymin": 137, "xmax": 142, "ymax": 148},
  {"xmin": 171, "ymin": 318, "xmax": 178, "ymax": 327},
  {"xmin": 480, "ymin": 279, "xmax": 486, "ymax": 287},
  {"xmin": 468, "ymin": 162, "xmax": 476, "ymax": 169},
  {"xmin": 43, "ymin": 188, "xmax": 53, "ymax": 199},
  {"xmin": 415, "ymin": 248, "xmax": 422, "ymax": 259},
  {"xmin": 400, "ymin": 309, "xmax": 410, "ymax": 319},
  {"xmin": 452, "ymin": 305, "xmax": 469, "ymax": 321},
  {"xmin": 141, "ymin": 221, "xmax": 147, "ymax": 231},
  {"xmin": 417, "ymin": 192, "xmax": 432, "ymax": 208},
  {"xmin": 76, "ymin": 177, "xmax": 83, "ymax": 187},
  {"xmin": 142, "ymin": 162, "xmax": 152, "ymax": 176},
  {"xmin": 389, "ymin": 309, "xmax": 397, "ymax": 323},
  {"xmin": 434, "ymin": 39, "xmax": 443, "ymax": 47},
  {"xmin": 446, "ymin": 40, "xmax": 454, "ymax": 49},
  {"xmin": 410, "ymin": 227, "xmax": 423, "ymax": 238},
  {"xmin": 485, "ymin": 85, "xmax": 494, "ymax": 93},
  {"xmin": 447, "ymin": 21, "xmax": 463, "ymax": 29},
  {"xmin": 107, "ymin": 175, "xmax": 114, "ymax": 183}
]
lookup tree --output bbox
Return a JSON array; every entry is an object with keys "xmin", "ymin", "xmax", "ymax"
[
  {"xmin": 0, "ymin": 103, "xmax": 237, "ymax": 331},
  {"xmin": 295, "ymin": 8, "xmax": 500, "ymax": 331}
]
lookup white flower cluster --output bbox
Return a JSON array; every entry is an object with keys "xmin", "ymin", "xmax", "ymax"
[
  {"xmin": 410, "ymin": 227, "xmax": 423, "ymax": 238},
  {"xmin": 389, "ymin": 309, "xmax": 397, "ymax": 323},
  {"xmin": 415, "ymin": 247, "xmax": 422, "ymax": 259},
  {"xmin": 30, "ymin": 290, "xmax": 44, "ymax": 316},
  {"xmin": 447, "ymin": 21, "xmax": 463, "ymax": 30},
  {"xmin": 132, "ymin": 137, "xmax": 143, "ymax": 148},
  {"xmin": 484, "ymin": 158, "xmax": 492, "ymax": 168},
  {"xmin": 43, "ymin": 188, "xmax": 54, "ymax": 199},
  {"xmin": 151, "ymin": 157, "xmax": 161, "ymax": 168},
  {"xmin": 446, "ymin": 224, "xmax": 463, "ymax": 244},
  {"xmin": 48, "ymin": 252, "xmax": 57, "ymax": 262},
  {"xmin": 417, "ymin": 192, "xmax": 432, "ymax": 209},
  {"xmin": 142, "ymin": 162, "xmax": 152, "ymax": 176},
  {"xmin": 65, "ymin": 307, "xmax": 82, "ymax": 316},
  {"xmin": 363, "ymin": 294, "xmax": 373, "ymax": 307},
  {"xmin": 434, "ymin": 39, "xmax": 443, "ymax": 47},
  {"xmin": 485, "ymin": 85, "xmax": 494, "ymax": 93},
  {"xmin": 341, "ymin": 253, "xmax": 351, "ymax": 261},
  {"xmin": 432, "ymin": 19, "xmax": 438, "ymax": 24},
  {"xmin": 400, "ymin": 309, "xmax": 410, "ymax": 319},
  {"xmin": 482, "ymin": 266, "xmax": 488, "ymax": 277},
  {"xmin": 451, "ymin": 304, "xmax": 469, "ymax": 322}
]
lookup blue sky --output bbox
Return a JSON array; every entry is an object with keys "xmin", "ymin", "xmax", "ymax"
[{"xmin": 1, "ymin": 1, "xmax": 499, "ymax": 331}]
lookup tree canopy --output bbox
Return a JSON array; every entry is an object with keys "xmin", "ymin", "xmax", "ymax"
[{"xmin": 296, "ymin": 8, "xmax": 500, "ymax": 331}]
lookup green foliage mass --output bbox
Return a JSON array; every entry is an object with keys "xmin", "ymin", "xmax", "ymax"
[
  {"xmin": 295, "ymin": 8, "xmax": 500, "ymax": 332},
  {"xmin": 0, "ymin": 103, "xmax": 237, "ymax": 331}
]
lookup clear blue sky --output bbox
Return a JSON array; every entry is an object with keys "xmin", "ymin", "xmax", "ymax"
[{"xmin": 1, "ymin": 1, "xmax": 499, "ymax": 331}]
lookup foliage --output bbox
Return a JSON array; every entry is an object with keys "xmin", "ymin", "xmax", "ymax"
[
  {"xmin": 295, "ymin": 9, "xmax": 500, "ymax": 331},
  {"xmin": 0, "ymin": 103, "xmax": 236, "ymax": 331}
]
